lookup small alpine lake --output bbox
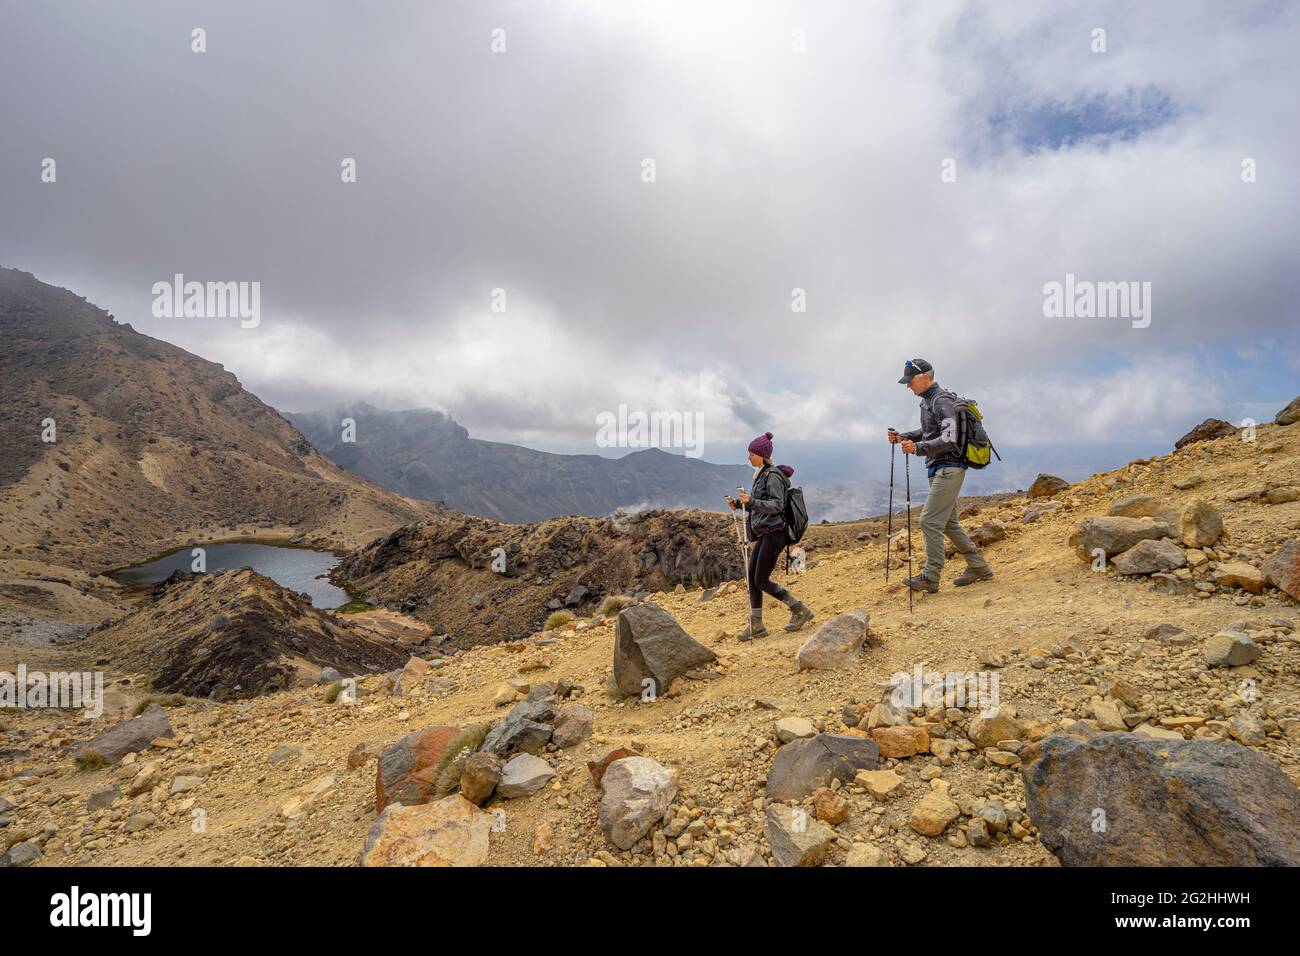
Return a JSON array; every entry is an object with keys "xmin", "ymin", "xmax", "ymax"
[{"xmin": 114, "ymin": 542, "xmax": 353, "ymax": 609}]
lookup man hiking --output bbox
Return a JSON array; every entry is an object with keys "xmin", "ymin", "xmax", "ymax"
[
  {"xmin": 725, "ymin": 431, "xmax": 815, "ymax": 640},
  {"xmin": 887, "ymin": 359, "xmax": 993, "ymax": 592}
]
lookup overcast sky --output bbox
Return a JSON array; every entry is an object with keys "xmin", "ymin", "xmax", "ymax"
[{"xmin": 2, "ymin": 0, "xmax": 1296, "ymax": 467}]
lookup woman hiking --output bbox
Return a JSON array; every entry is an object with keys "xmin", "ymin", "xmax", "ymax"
[{"xmin": 725, "ymin": 432, "xmax": 815, "ymax": 640}]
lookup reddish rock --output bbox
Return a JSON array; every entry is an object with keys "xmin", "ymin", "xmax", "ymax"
[
  {"xmin": 1263, "ymin": 540, "xmax": 1300, "ymax": 600},
  {"xmin": 586, "ymin": 747, "xmax": 639, "ymax": 787},
  {"xmin": 375, "ymin": 725, "xmax": 462, "ymax": 812}
]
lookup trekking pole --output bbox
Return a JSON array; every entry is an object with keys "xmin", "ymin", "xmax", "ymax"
[
  {"xmin": 903, "ymin": 449, "xmax": 913, "ymax": 614},
  {"xmin": 885, "ymin": 441, "xmax": 896, "ymax": 582}
]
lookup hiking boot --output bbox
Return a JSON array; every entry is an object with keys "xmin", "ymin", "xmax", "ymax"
[
  {"xmin": 902, "ymin": 575, "xmax": 939, "ymax": 593},
  {"xmin": 737, "ymin": 609, "xmax": 768, "ymax": 642},
  {"xmin": 783, "ymin": 601, "xmax": 814, "ymax": 632},
  {"xmin": 954, "ymin": 567, "xmax": 994, "ymax": 587}
]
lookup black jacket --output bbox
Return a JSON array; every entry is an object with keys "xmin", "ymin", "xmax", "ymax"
[
  {"xmin": 744, "ymin": 465, "xmax": 790, "ymax": 541},
  {"xmin": 900, "ymin": 384, "xmax": 965, "ymax": 470}
]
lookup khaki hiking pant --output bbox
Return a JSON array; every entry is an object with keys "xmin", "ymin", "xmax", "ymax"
[{"xmin": 919, "ymin": 466, "xmax": 989, "ymax": 582}]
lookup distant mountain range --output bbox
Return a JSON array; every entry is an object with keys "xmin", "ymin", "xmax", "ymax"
[{"xmin": 287, "ymin": 404, "xmax": 754, "ymax": 523}]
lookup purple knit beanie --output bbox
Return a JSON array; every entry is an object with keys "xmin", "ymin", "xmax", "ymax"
[{"xmin": 748, "ymin": 431, "xmax": 774, "ymax": 459}]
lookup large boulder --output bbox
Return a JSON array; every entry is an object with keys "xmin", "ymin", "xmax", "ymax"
[
  {"xmin": 1180, "ymin": 499, "xmax": 1223, "ymax": 548},
  {"xmin": 766, "ymin": 733, "xmax": 880, "ymax": 801},
  {"xmin": 360, "ymin": 795, "xmax": 490, "ymax": 867},
  {"xmin": 1275, "ymin": 396, "xmax": 1300, "ymax": 426},
  {"xmin": 83, "ymin": 704, "xmax": 174, "ymax": 765},
  {"xmin": 597, "ymin": 756, "xmax": 678, "ymax": 850},
  {"xmin": 1069, "ymin": 516, "xmax": 1177, "ymax": 561},
  {"xmin": 1028, "ymin": 474, "xmax": 1069, "ymax": 498},
  {"xmin": 1175, "ymin": 418, "xmax": 1237, "ymax": 449},
  {"xmin": 1263, "ymin": 539, "xmax": 1300, "ymax": 600},
  {"xmin": 1020, "ymin": 726, "xmax": 1300, "ymax": 866},
  {"xmin": 375, "ymin": 725, "xmax": 462, "ymax": 812},
  {"xmin": 1111, "ymin": 539, "xmax": 1186, "ymax": 575},
  {"xmin": 612, "ymin": 603, "xmax": 716, "ymax": 698},
  {"xmin": 794, "ymin": 609, "xmax": 870, "ymax": 671}
]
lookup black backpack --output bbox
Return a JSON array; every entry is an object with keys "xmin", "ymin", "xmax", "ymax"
[{"xmin": 783, "ymin": 485, "xmax": 809, "ymax": 544}]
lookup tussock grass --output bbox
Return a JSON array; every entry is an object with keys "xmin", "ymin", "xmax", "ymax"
[
  {"xmin": 544, "ymin": 611, "xmax": 575, "ymax": 631},
  {"xmin": 598, "ymin": 595, "xmax": 634, "ymax": 618},
  {"xmin": 74, "ymin": 748, "xmax": 107, "ymax": 771},
  {"xmin": 433, "ymin": 723, "xmax": 492, "ymax": 798}
]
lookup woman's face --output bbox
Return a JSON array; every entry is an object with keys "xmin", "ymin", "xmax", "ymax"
[{"xmin": 747, "ymin": 451, "xmax": 764, "ymax": 468}]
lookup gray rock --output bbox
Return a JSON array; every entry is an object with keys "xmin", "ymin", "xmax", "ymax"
[
  {"xmin": 316, "ymin": 667, "xmax": 342, "ymax": 685},
  {"xmin": 1112, "ymin": 539, "xmax": 1187, "ymax": 575},
  {"xmin": 551, "ymin": 705, "xmax": 594, "ymax": 749},
  {"xmin": 1203, "ymin": 630, "xmax": 1261, "ymax": 668},
  {"xmin": 481, "ymin": 698, "xmax": 557, "ymax": 756},
  {"xmin": 598, "ymin": 756, "xmax": 678, "ymax": 850},
  {"xmin": 0, "ymin": 841, "xmax": 41, "ymax": 867},
  {"xmin": 84, "ymin": 703, "xmax": 174, "ymax": 764},
  {"xmin": 497, "ymin": 753, "xmax": 555, "ymax": 798},
  {"xmin": 1021, "ymin": 726, "xmax": 1300, "ymax": 866},
  {"xmin": 765, "ymin": 805, "xmax": 835, "ymax": 866},
  {"xmin": 1028, "ymin": 474, "xmax": 1069, "ymax": 498},
  {"xmin": 612, "ymin": 603, "xmax": 716, "ymax": 698},
  {"xmin": 85, "ymin": 784, "xmax": 121, "ymax": 811},
  {"xmin": 794, "ymin": 609, "xmax": 869, "ymax": 671},
  {"xmin": 1069, "ymin": 516, "xmax": 1178, "ymax": 561},
  {"xmin": 766, "ymin": 733, "xmax": 880, "ymax": 801}
]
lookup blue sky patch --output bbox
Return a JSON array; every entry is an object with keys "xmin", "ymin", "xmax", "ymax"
[{"xmin": 990, "ymin": 85, "xmax": 1179, "ymax": 151}]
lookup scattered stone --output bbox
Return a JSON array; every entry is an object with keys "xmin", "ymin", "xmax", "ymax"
[
  {"xmin": 83, "ymin": 704, "xmax": 174, "ymax": 765},
  {"xmin": 1028, "ymin": 474, "xmax": 1069, "ymax": 498},
  {"xmin": 871, "ymin": 725, "xmax": 930, "ymax": 758},
  {"xmin": 360, "ymin": 795, "xmax": 490, "ymax": 867},
  {"xmin": 774, "ymin": 716, "xmax": 816, "ymax": 743},
  {"xmin": 812, "ymin": 787, "xmax": 849, "ymax": 825},
  {"xmin": 1174, "ymin": 418, "xmax": 1237, "ymax": 449},
  {"xmin": 855, "ymin": 768, "xmax": 903, "ymax": 800},
  {"xmin": 765, "ymin": 804, "xmax": 835, "ymax": 866},
  {"xmin": 1069, "ymin": 516, "xmax": 1178, "ymax": 561},
  {"xmin": 844, "ymin": 843, "xmax": 890, "ymax": 867},
  {"xmin": 968, "ymin": 712, "xmax": 1024, "ymax": 748},
  {"xmin": 458, "ymin": 752, "xmax": 501, "ymax": 806},
  {"xmin": 586, "ymin": 747, "xmax": 639, "ymax": 787},
  {"xmin": 481, "ymin": 699, "xmax": 556, "ymax": 757},
  {"xmin": 1262, "ymin": 540, "xmax": 1300, "ymax": 600},
  {"xmin": 598, "ymin": 756, "xmax": 678, "ymax": 850},
  {"xmin": 1180, "ymin": 499, "xmax": 1223, "ymax": 548},
  {"xmin": 1112, "ymin": 539, "xmax": 1186, "ymax": 575},
  {"xmin": 794, "ymin": 609, "xmax": 870, "ymax": 671},
  {"xmin": 1203, "ymin": 630, "xmax": 1261, "ymax": 668},
  {"xmin": 497, "ymin": 753, "xmax": 555, "ymax": 798},
  {"xmin": 551, "ymin": 705, "xmax": 593, "ymax": 749},
  {"xmin": 909, "ymin": 781, "xmax": 960, "ymax": 837},
  {"xmin": 1107, "ymin": 494, "xmax": 1172, "ymax": 518},
  {"xmin": 85, "ymin": 784, "xmax": 120, "ymax": 811},
  {"xmin": 766, "ymin": 734, "xmax": 880, "ymax": 801}
]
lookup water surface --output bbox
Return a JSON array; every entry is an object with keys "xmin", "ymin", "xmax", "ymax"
[{"xmin": 116, "ymin": 543, "xmax": 351, "ymax": 609}]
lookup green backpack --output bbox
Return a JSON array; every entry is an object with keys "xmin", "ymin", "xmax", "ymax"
[{"xmin": 943, "ymin": 390, "xmax": 1001, "ymax": 470}]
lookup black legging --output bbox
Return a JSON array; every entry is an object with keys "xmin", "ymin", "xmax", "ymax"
[{"xmin": 747, "ymin": 531, "xmax": 791, "ymax": 610}]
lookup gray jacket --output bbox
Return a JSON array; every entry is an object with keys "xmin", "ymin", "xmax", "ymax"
[
  {"xmin": 743, "ymin": 465, "xmax": 790, "ymax": 541},
  {"xmin": 900, "ymin": 384, "xmax": 965, "ymax": 469}
]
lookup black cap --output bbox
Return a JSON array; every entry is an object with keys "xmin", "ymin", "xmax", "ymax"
[{"xmin": 898, "ymin": 358, "xmax": 933, "ymax": 384}]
